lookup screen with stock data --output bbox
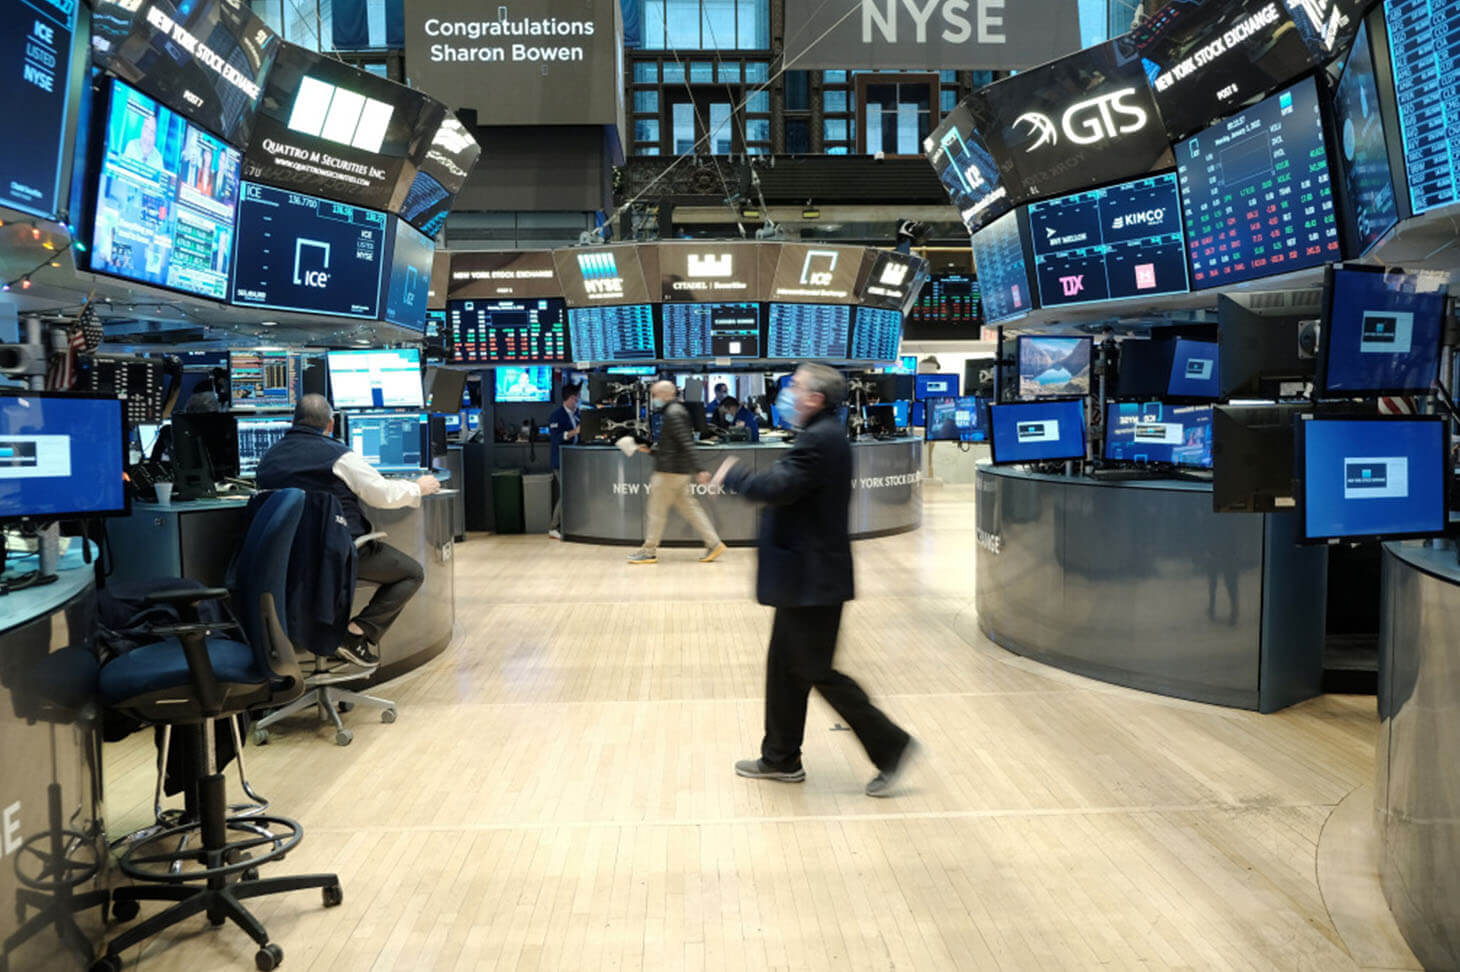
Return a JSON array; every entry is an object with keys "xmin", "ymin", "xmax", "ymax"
[
  {"xmin": 568, "ymin": 304, "xmax": 657, "ymax": 362},
  {"xmin": 448, "ymin": 298, "xmax": 570, "ymax": 364},
  {"xmin": 1384, "ymin": 0, "xmax": 1460, "ymax": 215},
  {"xmin": 851, "ymin": 307, "xmax": 903, "ymax": 361},
  {"xmin": 661, "ymin": 303, "xmax": 762, "ymax": 360},
  {"xmin": 972, "ymin": 208, "xmax": 1034, "ymax": 324},
  {"xmin": 766, "ymin": 304, "xmax": 850, "ymax": 359}
]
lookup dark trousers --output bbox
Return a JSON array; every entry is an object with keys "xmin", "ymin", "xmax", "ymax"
[
  {"xmin": 762, "ymin": 603, "xmax": 909, "ymax": 772},
  {"xmin": 353, "ymin": 540, "xmax": 425, "ymax": 643}
]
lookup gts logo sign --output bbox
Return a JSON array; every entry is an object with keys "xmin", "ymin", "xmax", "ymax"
[{"xmin": 1014, "ymin": 88, "xmax": 1149, "ymax": 152}]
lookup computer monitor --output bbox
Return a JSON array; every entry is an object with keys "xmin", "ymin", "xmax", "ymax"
[
  {"xmin": 442, "ymin": 412, "xmax": 463, "ymax": 435},
  {"xmin": 892, "ymin": 400, "xmax": 910, "ymax": 429},
  {"xmin": 1316, "ymin": 265, "xmax": 1449, "ymax": 398},
  {"xmin": 1295, "ymin": 416, "xmax": 1447, "ymax": 542},
  {"xmin": 914, "ymin": 373, "xmax": 959, "ymax": 401},
  {"xmin": 885, "ymin": 354, "xmax": 918, "ymax": 375},
  {"xmin": 1115, "ymin": 339, "xmax": 1173, "ymax": 399},
  {"xmin": 924, "ymin": 396, "xmax": 988, "ymax": 443},
  {"xmin": 868, "ymin": 374, "xmax": 915, "ymax": 402},
  {"xmin": 494, "ymin": 366, "xmax": 552, "ymax": 403},
  {"xmin": 579, "ymin": 406, "xmax": 636, "ymax": 443},
  {"xmin": 1217, "ymin": 297, "xmax": 1313, "ymax": 399},
  {"xmin": 230, "ymin": 351, "xmax": 296, "ymax": 410},
  {"xmin": 1017, "ymin": 335, "xmax": 1092, "ymax": 399},
  {"xmin": 343, "ymin": 410, "xmax": 428, "ymax": 475},
  {"xmin": 236, "ymin": 414, "xmax": 292, "ymax": 478},
  {"xmin": 326, "ymin": 349, "xmax": 423, "ymax": 409},
  {"xmin": 1166, "ymin": 339, "xmax": 1221, "ymax": 401},
  {"xmin": 863, "ymin": 404, "xmax": 896, "ymax": 437},
  {"xmin": 172, "ymin": 412, "xmax": 240, "ymax": 497},
  {"xmin": 136, "ymin": 422, "xmax": 165, "ymax": 460},
  {"xmin": 424, "ymin": 367, "xmax": 469, "ymax": 413},
  {"xmin": 964, "ymin": 357, "xmax": 997, "ymax": 398},
  {"xmin": 0, "ymin": 393, "xmax": 128, "ymax": 519},
  {"xmin": 1211, "ymin": 403, "xmax": 1309, "ymax": 513},
  {"xmin": 1102, "ymin": 402, "xmax": 1213, "ymax": 469},
  {"xmin": 987, "ymin": 399, "xmax": 1086, "ymax": 465}
]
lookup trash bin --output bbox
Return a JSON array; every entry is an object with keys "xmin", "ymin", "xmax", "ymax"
[
  {"xmin": 522, "ymin": 473, "xmax": 554, "ymax": 533},
  {"xmin": 491, "ymin": 469, "xmax": 524, "ymax": 534}
]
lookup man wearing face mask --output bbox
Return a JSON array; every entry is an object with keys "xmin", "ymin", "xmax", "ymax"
[
  {"xmin": 709, "ymin": 395, "xmax": 760, "ymax": 443},
  {"xmin": 626, "ymin": 381, "xmax": 728, "ymax": 565},
  {"xmin": 710, "ymin": 363, "xmax": 917, "ymax": 798}
]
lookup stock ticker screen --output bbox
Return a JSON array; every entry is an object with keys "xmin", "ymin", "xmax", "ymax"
[
  {"xmin": 1385, "ymin": 0, "xmax": 1460, "ymax": 215},
  {"xmin": 910, "ymin": 275, "xmax": 982, "ymax": 331},
  {"xmin": 972, "ymin": 208, "xmax": 1034, "ymax": 324},
  {"xmin": 851, "ymin": 307, "xmax": 904, "ymax": 361},
  {"xmin": 568, "ymin": 304, "xmax": 657, "ymax": 362},
  {"xmin": 448, "ymin": 298, "xmax": 570, "ymax": 364},
  {"xmin": 1026, "ymin": 172, "xmax": 1190, "ymax": 307},
  {"xmin": 766, "ymin": 304, "xmax": 851, "ymax": 359},
  {"xmin": 1175, "ymin": 77, "xmax": 1340, "ymax": 289},
  {"xmin": 661, "ymin": 302, "xmax": 762, "ymax": 360}
]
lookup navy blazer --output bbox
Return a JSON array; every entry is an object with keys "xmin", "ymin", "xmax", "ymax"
[{"xmin": 726, "ymin": 408, "xmax": 853, "ymax": 607}]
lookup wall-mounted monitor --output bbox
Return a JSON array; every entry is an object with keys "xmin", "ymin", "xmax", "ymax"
[
  {"xmin": 850, "ymin": 307, "xmax": 903, "ymax": 362},
  {"xmin": 1017, "ymin": 335, "xmax": 1092, "ymax": 399},
  {"xmin": 1103, "ymin": 402, "xmax": 1214, "ymax": 469},
  {"xmin": 924, "ymin": 396, "xmax": 988, "ymax": 442},
  {"xmin": 88, "ymin": 78, "xmax": 241, "ymax": 301},
  {"xmin": 661, "ymin": 302, "xmax": 763, "ymax": 360},
  {"xmin": 567, "ymin": 304, "xmax": 657, "ymax": 363},
  {"xmin": 1175, "ymin": 77, "xmax": 1341, "ymax": 289},
  {"xmin": 1167, "ymin": 338, "xmax": 1221, "ymax": 400},
  {"xmin": 230, "ymin": 351, "xmax": 295, "ymax": 410},
  {"xmin": 1332, "ymin": 17, "xmax": 1400, "ymax": 255},
  {"xmin": 230, "ymin": 182, "xmax": 387, "ymax": 318},
  {"xmin": 382, "ymin": 218, "xmax": 434, "ymax": 331},
  {"xmin": 972, "ymin": 208, "xmax": 1034, "ymax": 324},
  {"xmin": 343, "ymin": 409, "xmax": 427, "ymax": 475},
  {"xmin": 1316, "ymin": 265, "xmax": 1449, "ymax": 397},
  {"xmin": 3, "ymin": 0, "xmax": 77, "ymax": 219},
  {"xmin": 392, "ymin": 110, "xmax": 480, "ymax": 236},
  {"xmin": 766, "ymin": 303, "xmax": 851, "ymax": 359},
  {"xmin": 914, "ymin": 373, "xmax": 959, "ymax": 401},
  {"xmin": 326, "ymin": 348, "xmax": 422, "ymax": 409},
  {"xmin": 0, "ymin": 392, "xmax": 128, "ymax": 519},
  {"xmin": 656, "ymin": 242, "xmax": 762, "ymax": 302},
  {"xmin": 494, "ymin": 366, "xmax": 553, "ymax": 403},
  {"xmin": 448, "ymin": 298, "xmax": 570, "ymax": 364},
  {"xmin": 1296, "ymin": 415, "xmax": 1447, "ymax": 542},
  {"xmin": 768, "ymin": 244, "xmax": 864, "ymax": 304},
  {"xmin": 1385, "ymin": 0, "xmax": 1460, "ymax": 215},
  {"xmin": 906, "ymin": 274, "xmax": 982, "ymax": 340},
  {"xmin": 988, "ymin": 399, "xmax": 1086, "ymax": 465}
]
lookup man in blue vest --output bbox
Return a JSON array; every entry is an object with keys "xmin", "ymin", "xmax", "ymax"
[{"xmin": 257, "ymin": 394, "xmax": 441, "ymax": 667}]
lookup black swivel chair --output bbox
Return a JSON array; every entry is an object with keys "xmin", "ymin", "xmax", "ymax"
[{"xmin": 92, "ymin": 488, "xmax": 341, "ymax": 972}]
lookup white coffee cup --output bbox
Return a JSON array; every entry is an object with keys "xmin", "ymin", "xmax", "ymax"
[{"xmin": 154, "ymin": 482, "xmax": 174, "ymax": 505}]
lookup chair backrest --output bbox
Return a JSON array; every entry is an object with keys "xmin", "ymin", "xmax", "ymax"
[{"xmin": 231, "ymin": 488, "xmax": 306, "ymax": 686}]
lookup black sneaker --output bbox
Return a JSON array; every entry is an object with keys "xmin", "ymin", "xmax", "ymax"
[
  {"xmin": 336, "ymin": 632, "xmax": 379, "ymax": 668},
  {"xmin": 734, "ymin": 758, "xmax": 806, "ymax": 783}
]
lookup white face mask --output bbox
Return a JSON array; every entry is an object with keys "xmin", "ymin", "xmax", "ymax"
[{"xmin": 775, "ymin": 386, "xmax": 800, "ymax": 426}]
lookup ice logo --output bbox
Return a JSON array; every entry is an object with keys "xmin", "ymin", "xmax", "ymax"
[
  {"xmin": 800, "ymin": 250, "xmax": 839, "ymax": 287},
  {"xmin": 293, "ymin": 239, "xmax": 331, "ymax": 289}
]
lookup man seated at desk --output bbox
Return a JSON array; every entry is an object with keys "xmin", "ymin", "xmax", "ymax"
[
  {"xmin": 709, "ymin": 395, "xmax": 760, "ymax": 443},
  {"xmin": 256, "ymin": 394, "xmax": 441, "ymax": 667}
]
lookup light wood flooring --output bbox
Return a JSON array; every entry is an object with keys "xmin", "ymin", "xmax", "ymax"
[{"xmin": 102, "ymin": 485, "xmax": 1394, "ymax": 971}]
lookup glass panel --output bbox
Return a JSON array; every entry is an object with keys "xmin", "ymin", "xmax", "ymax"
[
  {"xmin": 972, "ymin": 70, "xmax": 994, "ymax": 89},
  {"xmin": 708, "ymin": 103, "xmax": 734, "ymax": 153},
  {"xmin": 745, "ymin": 62, "xmax": 769, "ymax": 83},
  {"xmin": 745, "ymin": 118, "xmax": 769, "ymax": 143},
  {"xmin": 824, "ymin": 118, "xmax": 847, "ymax": 141},
  {"xmin": 633, "ymin": 61, "xmax": 659, "ymax": 83},
  {"xmin": 785, "ymin": 70, "xmax": 809, "ymax": 111},
  {"xmin": 823, "ymin": 70, "xmax": 847, "ymax": 84},
  {"xmin": 824, "ymin": 90, "xmax": 847, "ymax": 113},
  {"xmin": 689, "ymin": 61, "xmax": 714, "ymax": 83},
  {"xmin": 717, "ymin": 62, "xmax": 740, "ymax": 83},
  {"xmin": 634, "ymin": 90, "xmax": 659, "ymax": 113},
  {"xmin": 827, "ymin": 146, "xmax": 848, "ymax": 155},
  {"xmin": 640, "ymin": 146, "xmax": 661, "ymax": 155},
  {"xmin": 786, "ymin": 118, "xmax": 810, "ymax": 154},
  {"xmin": 746, "ymin": 144, "xmax": 767, "ymax": 155},
  {"xmin": 364, "ymin": 62, "xmax": 388, "ymax": 77},
  {"xmin": 940, "ymin": 70, "xmax": 956, "ymax": 82},
  {"xmin": 673, "ymin": 102, "xmax": 696, "ymax": 154},
  {"xmin": 737, "ymin": 0, "xmax": 768, "ymax": 48},
  {"xmin": 642, "ymin": 0, "xmax": 666, "ymax": 50},
  {"xmin": 634, "ymin": 119, "xmax": 660, "ymax": 143},
  {"xmin": 941, "ymin": 89, "xmax": 956, "ymax": 113},
  {"xmin": 746, "ymin": 90, "xmax": 768, "ymax": 113},
  {"xmin": 865, "ymin": 102, "xmax": 883, "ymax": 154},
  {"xmin": 249, "ymin": 0, "xmax": 283, "ymax": 36},
  {"xmin": 667, "ymin": 0, "xmax": 700, "ymax": 47},
  {"xmin": 702, "ymin": 0, "xmax": 735, "ymax": 48},
  {"xmin": 663, "ymin": 61, "xmax": 685, "ymax": 83},
  {"xmin": 897, "ymin": 102, "xmax": 921, "ymax": 155}
]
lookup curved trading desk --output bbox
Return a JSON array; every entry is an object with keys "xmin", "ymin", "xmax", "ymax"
[
  {"xmin": 1374, "ymin": 541, "xmax": 1460, "ymax": 971},
  {"xmin": 560, "ymin": 438, "xmax": 922, "ymax": 545},
  {"xmin": 973, "ymin": 466, "xmax": 1329, "ymax": 712}
]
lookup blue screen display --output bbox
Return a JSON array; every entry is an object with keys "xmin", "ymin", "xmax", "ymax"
[
  {"xmin": 231, "ymin": 182, "xmax": 388, "ymax": 319},
  {"xmin": 495, "ymin": 366, "xmax": 552, "ymax": 403},
  {"xmin": 1167, "ymin": 339, "xmax": 1221, "ymax": 399},
  {"xmin": 442, "ymin": 412, "xmax": 462, "ymax": 433},
  {"xmin": 326, "ymin": 349, "xmax": 422, "ymax": 409},
  {"xmin": 1333, "ymin": 19, "xmax": 1399, "ymax": 254},
  {"xmin": 886, "ymin": 354, "xmax": 918, "ymax": 375},
  {"xmin": 662, "ymin": 303, "xmax": 761, "ymax": 360},
  {"xmin": 345, "ymin": 410, "xmax": 426, "ymax": 475},
  {"xmin": 971, "ymin": 208, "xmax": 1033, "ymax": 324},
  {"xmin": 767, "ymin": 304, "xmax": 850, "ymax": 359},
  {"xmin": 915, "ymin": 374, "xmax": 959, "ymax": 400},
  {"xmin": 892, "ymin": 400, "xmax": 909, "ymax": 427},
  {"xmin": 1320, "ymin": 268, "xmax": 1448, "ymax": 395},
  {"xmin": 90, "ymin": 79, "xmax": 241, "ymax": 300},
  {"xmin": 925, "ymin": 396, "xmax": 988, "ymax": 442},
  {"xmin": 2, "ymin": 0, "xmax": 74, "ymax": 218},
  {"xmin": 1385, "ymin": 0, "xmax": 1460, "ymax": 215},
  {"xmin": 1300, "ymin": 417, "xmax": 1446, "ymax": 540},
  {"xmin": 383, "ymin": 219, "xmax": 434, "ymax": 331},
  {"xmin": 988, "ymin": 399, "xmax": 1086, "ymax": 464},
  {"xmin": 0, "ymin": 394, "xmax": 126, "ymax": 517},
  {"xmin": 1104, "ymin": 402, "xmax": 1213, "ymax": 468},
  {"xmin": 851, "ymin": 307, "xmax": 903, "ymax": 361},
  {"xmin": 568, "ymin": 304, "xmax": 657, "ymax": 363}
]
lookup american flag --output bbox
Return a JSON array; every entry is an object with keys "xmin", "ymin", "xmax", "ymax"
[{"xmin": 45, "ymin": 301, "xmax": 97, "ymax": 391}]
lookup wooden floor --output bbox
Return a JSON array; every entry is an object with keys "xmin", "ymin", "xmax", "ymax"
[{"xmin": 103, "ymin": 485, "xmax": 1392, "ymax": 971}]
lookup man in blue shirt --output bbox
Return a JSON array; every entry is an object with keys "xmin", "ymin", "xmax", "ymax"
[
  {"xmin": 547, "ymin": 383, "xmax": 581, "ymax": 539},
  {"xmin": 710, "ymin": 395, "xmax": 760, "ymax": 443},
  {"xmin": 707, "ymin": 381, "xmax": 729, "ymax": 417}
]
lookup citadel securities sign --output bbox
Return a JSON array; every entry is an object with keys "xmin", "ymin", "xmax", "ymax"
[
  {"xmin": 784, "ymin": 0, "xmax": 1082, "ymax": 71},
  {"xmin": 405, "ymin": 0, "xmax": 623, "ymax": 125}
]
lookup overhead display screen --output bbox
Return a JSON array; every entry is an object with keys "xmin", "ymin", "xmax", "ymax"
[
  {"xmin": 767, "ymin": 304, "xmax": 851, "ymax": 359},
  {"xmin": 448, "ymin": 250, "xmax": 560, "ymax": 301},
  {"xmin": 851, "ymin": 307, "xmax": 903, "ymax": 362},
  {"xmin": 1384, "ymin": 0, "xmax": 1460, "ymax": 215},
  {"xmin": 554, "ymin": 246, "xmax": 654, "ymax": 307},
  {"xmin": 1104, "ymin": 402, "xmax": 1214, "ymax": 468},
  {"xmin": 1317, "ymin": 266, "xmax": 1448, "ymax": 396},
  {"xmin": 568, "ymin": 304, "xmax": 657, "ymax": 362},
  {"xmin": 908, "ymin": 275, "xmax": 982, "ymax": 336},
  {"xmin": 391, "ymin": 110, "xmax": 480, "ymax": 235},
  {"xmin": 657, "ymin": 243, "xmax": 761, "ymax": 302},
  {"xmin": 2, "ymin": 0, "xmax": 75, "ymax": 219},
  {"xmin": 382, "ymin": 219, "xmax": 433, "ymax": 331},
  {"xmin": 662, "ymin": 303, "xmax": 762, "ymax": 360},
  {"xmin": 1118, "ymin": 0, "xmax": 1318, "ymax": 140},
  {"xmin": 924, "ymin": 103, "xmax": 1017, "ymax": 232},
  {"xmin": 1333, "ymin": 18, "xmax": 1399, "ymax": 255},
  {"xmin": 1175, "ymin": 77, "xmax": 1341, "ymax": 289},
  {"xmin": 90, "ymin": 0, "xmax": 279, "ymax": 146},
  {"xmin": 768, "ymin": 244, "xmax": 864, "ymax": 304},
  {"xmin": 230, "ymin": 181, "xmax": 387, "ymax": 319},
  {"xmin": 1027, "ymin": 172, "xmax": 1190, "ymax": 307},
  {"xmin": 89, "ymin": 79, "xmax": 241, "ymax": 301},
  {"xmin": 972, "ymin": 209, "xmax": 1034, "ymax": 324},
  {"xmin": 448, "ymin": 298, "xmax": 570, "ymax": 365}
]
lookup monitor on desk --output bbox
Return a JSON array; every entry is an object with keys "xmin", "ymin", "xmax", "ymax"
[
  {"xmin": 987, "ymin": 399, "xmax": 1086, "ymax": 465},
  {"xmin": 914, "ymin": 374, "xmax": 959, "ymax": 401},
  {"xmin": 236, "ymin": 415, "xmax": 293, "ymax": 477},
  {"xmin": 1102, "ymin": 402, "xmax": 1213, "ymax": 469},
  {"xmin": 0, "ymin": 392, "xmax": 128, "ymax": 519},
  {"xmin": 326, "ymin": 349, "xmax": 423, "ymax": 410},
  {"xmin": 1211, "ymin": 403, "xmax": 1309, "ymax": 513},
  {"xmin": 343, "ymin": 410, "xmax": 428, "ymax": 475},
  {"xmin": 1296, "ymin": 415, "xmax": 1447, "ymax": 542},
  {"xmin": 924, "ymin": 396, "xmax": 988, "ymax": 443},
  {"xmin": 863, "ymin": 404, "xmax": 897, "ymax": 437}
]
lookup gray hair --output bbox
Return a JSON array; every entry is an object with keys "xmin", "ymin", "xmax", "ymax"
[
  {"xmin": 293, "ymin": 393, "xmax": 333, "ymax": 430},
  {"xmin": 796, "ymin": 363, "xmax": 846, "ymax": 408}
]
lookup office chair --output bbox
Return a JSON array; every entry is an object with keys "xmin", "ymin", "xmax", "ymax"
[{"xmin": 92, "ymin": 489, "xmax": 341, "ymax": 972}]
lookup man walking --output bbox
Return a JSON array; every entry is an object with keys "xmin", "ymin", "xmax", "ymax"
[
  {"xmin": 547, "ymin": 382, "xmax": 581, "ymax": 540},
  {"xmin": 711, "ymin": 364, "xmax": 917, "ymax": 797},
  {"xmin": 628, "ymin": 381, "xmax": 727, "ymax": 565}
]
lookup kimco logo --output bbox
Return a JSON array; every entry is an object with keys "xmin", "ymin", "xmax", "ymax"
[
  {"xmin": 1014, "ymin": 88, "xmax": 1149, "ymax": 152},
  {"xmin": 1111, "ymin": 209, "xmax": 1165, "ymax": 231}
]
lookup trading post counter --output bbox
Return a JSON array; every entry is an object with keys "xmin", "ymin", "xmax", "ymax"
[
  {"xmin": 973, "ymin": 466, "xmax": 1328, "ymax": 712},
  {"xmin": 560, "ymin": 438, "xmax": 923, "ymax": 545}
]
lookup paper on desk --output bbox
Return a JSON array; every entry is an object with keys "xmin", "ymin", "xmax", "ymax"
[{"xmin": 615, "ymin": 436, "xmax": 639, "ymax": 458}]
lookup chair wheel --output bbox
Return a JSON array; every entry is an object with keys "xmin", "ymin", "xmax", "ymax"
[
  {"xmin": 322, "ymin": 883, "xmax": 343, "ymax": 908},
  {"xmin": 110, "ymin": 898, "xmax": 140, "ymax": 922},
  {"xmin": 253, "ymin": 729, "xmax": 269, "ymax": 746},
  {"xmin": 337, "ymin": 701, "xmax": 354, "ymax": 713},
  {"xmin": 90, "ymin": 956, "xmax": 122, "ymax": 972},
  {"xmin": 335, "ymin": 729, "xmax": 353, "ymax": 746},
  {"xmin": 209, "ymin": 909, "xmax": 226, "ymax": 927},
  {"xmin": 255, "ymin": 943, "xmax": 283, "ymax": 970},
  {"xmin": 381, "ymin": 708, "xmax": 397, "ymax": 724},
  {"xmin": 242, "ymin": 866, "xmax": 261, "ymax": 882}
]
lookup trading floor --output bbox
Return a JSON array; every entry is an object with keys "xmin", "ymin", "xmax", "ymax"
[{"xmin": 101, "ymin": 487, "xmax": 1398, "ymax": 971}]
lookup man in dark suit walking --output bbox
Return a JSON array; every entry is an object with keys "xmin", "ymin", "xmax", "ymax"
[{"xmin": 710, "ymin": 364, "xmax": 918, "ymax": 797}]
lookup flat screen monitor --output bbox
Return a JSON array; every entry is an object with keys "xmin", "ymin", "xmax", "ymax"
[
  {"xmin": 605, "ymin": 366, "xmax": 657, "ymax": 376},
  {"xmin": 449, "ymin": 298, "xmax": 570, "ymax": 365},
  {"xmin": 1217, "ymin": 297, "xmax": 1314, "ymax": 399},
  {"xmin": 1116, "ymin": 339, "xmax": 1174, "ymax": 399},
  {"xmin": 965, "ymin": 357, "xmax": 997, "ymax": 398},
  {"xmin": 230, "ymin": 182, "xmax": 388, "ymax": 319},
  {"xmin": 1317, "ymin": 265, "xmax": 1448, "ymax": 397},
  {"xmin": 988, "ymin": 399, "xmax": 1086, "ymax": 465},
  {"xmin": 662, "ymin": 302, "xmax": 763, "ymax": 360},
  {"xmin": 136, "ymin": 421, "xmax": 165, "ymax": 459},
  {"xmin": 89, "ymin": 78, "xmax": 241, "ymax": 301},
  {"xmin": 442, "ymin": 411, "xmax": 462, "ymax": 434},
  {"xmin": 851, "ymin": 307, "xmax": 903, "ymax": 362},
  {"xmin": 2, "ymin": 0, "xmax": 76, "ymax": 219},
  {"xmin": 1167, "ymin": 338, "xmax": 1221, "ymax": 400},
  {"xmin": 0, "ymin": 392, "xmax": 127, "ymax": 519},
  {"xmin": 1385, "ymin": 0, "xmax": 1460, "ymax": 215},
  {"xmin": 972, "ymin": 209, "xmax": 1034, "ymax": 324},
  {"xmin": 344, "ymin": 410, "xmax": 427, "ymax": 475},
  {"xmin": 326, "ymin": 349, "xmax": 422, "ymax": 409},
  {"xmin": 766, "ymin": 304, "xmax": 851, "ymax": 359},
  {"xmin": 1018, "ymin": 335, "xmax": 1092, "ymax": 399},
  {"xmin": 908, "ymin": 274, "xmax": 982, "ymax": 331},
  {"xmin": 1103, "ymin": 402, "xmax": 1214, "ymax": 468},
  {"xmin": 924, "ymin": 102, "xmax": 1018, "ymax": 233},
  {"xmin": 567, "ymin": 304, "xmax": 657, "ymax": 363},
  {"xmin": 1027, "ymin": 173, "xmax": 1190, "ymax": 307},
  {"xmin": 885, "ymin": 354, "xmax": 918, "ymax": 375},
  {"xmin": 915, "ymin": 374, "xmax": 959, "ymax": 400},
  {"xmin": 424, "ymin": 367, "xmax": 468, "ymax": 413},
  {"xmin": 925, "ymin": 396, "xmax": 988, "ymax": 443},
  {"xmin": 172, "ymin": 412, "xmax": 239, "ymax": 480},
  {"xmin": 861, "ymin": 403, "xmax": 897, "ymax": 437},
  {"xmin": 494, "ymin": 366, "xmax": 552, "ymax": 403},
  {"xmin": 179, "ymin": 350, "xmax": 230, "ymax": 374},
  {"xmin": 1296, "ymin": 415, "xmax": 1447, "ymax": 541},
  {"xmin": 1212, "ymin": 403, "xmax": 1308, "ymax": 513},
  {"xmin": 382, "ymin": 219, "xmax": 433, "ymax": 331},
  {"xmin": 1175, "ymin": 77, "xmax": 1341, "ymax": 289},
  {"xmin": 1333, "ymin": 17, "xmax": 1400, "ymax": 255},
  {"xmin": 235, "ymin": 414, "xmax": 292, "ymax": 477},
  {"xmin": 229, "ymin": 351, "xmax": 295, "ymax": 410}
]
